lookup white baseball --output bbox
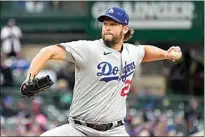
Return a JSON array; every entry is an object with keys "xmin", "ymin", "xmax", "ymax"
[{"xmin": 170, "ymin": 50, "xmax": 182, "ymax": 59}]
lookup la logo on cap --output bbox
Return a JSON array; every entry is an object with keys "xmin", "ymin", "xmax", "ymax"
[{"xmin": 108, "ymin": 8, "xmax": 114, "ymax": 14}]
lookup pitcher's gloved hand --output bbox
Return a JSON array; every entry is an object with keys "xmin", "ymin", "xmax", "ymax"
[{"xmin": 20, "ymin": 75, "xmax": 54, "ymax": 98}]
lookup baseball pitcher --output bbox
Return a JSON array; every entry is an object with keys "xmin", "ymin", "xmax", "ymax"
[{"xmin": 20, "ymin": 7, "xmax": 182, "ymax": 136}]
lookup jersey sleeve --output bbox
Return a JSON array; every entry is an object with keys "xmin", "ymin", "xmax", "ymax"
[
  {"xmin": 135, "ymin": 45, "xmax": 145, "ymax": 65},
  {"xmin": 57, "ymin": 40, "xmax": 90, "ymax": 68}
]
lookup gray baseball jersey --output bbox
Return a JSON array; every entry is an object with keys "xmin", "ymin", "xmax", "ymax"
[{"xmin": 58, "ymin": 39, "xmax": 145, "ymax": 124}]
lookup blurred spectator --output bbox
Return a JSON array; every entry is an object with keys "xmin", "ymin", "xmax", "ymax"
[
  {"xmin": 56, "ymin": 79, "xmax": 69, "ymax": 92},
  {"xmin": 153, "ymin": 121, "xmax": 168, "ymax": 136},
  {"xmin": 59, "ymin": 91, "xmax": 73, "ymax": 109},
  {"xmin": 1, "ymin": 19, "xmax": 22, "ymax": 58},
  {"xmin": 167, "ymin": 125, "xmax": 176, "ymax": 136},
  {"xmin": 0, "ymin": 54, "xmax": 14, "ymax": 87},
  {"xmin": 26, "ymin": 123, "xmax": 42, "ymax": 136},
  {"xmin": 31, "ymin": 97, "xmax": 46, "ymax": 116},
  {"xmin": 53, "ymin": 79, "xmax": 73, "ymax": 110},
  {"xmin": 143, "ymin": 103, "xmax": 155, "ymax": 122},
  {"xmin": 17, "ymin": 100, "xmax": 30, "ymax": 118},
  {"xmin": 57, "ymin": 62, "xmax": 75, "ymax": 90},
  {"xmin": 138, "ymin": 128, "xmax": 153, "ymax": 136},
  {"xmin": 11, "ymin": 53, "xmax": 30, "ymax": 86},
  {"xmin": 184, "ymin": 98, "xmax": 202, "ymax": 135},
  {"xmin": 152, "ymin": 112, "xmax": 168, "ymax": 136},
  {"xmin": 50, "ymin": 1, "xmax": 62, "ymax": 10},
  {"xmin": 185, "ymin": 98, "xmax": 201, "ymax": 121},
  {"xmin": 0, "ymin": 96, "xmax": 18, "ymax": 118},
  {"xmin": 25, "ymin": 1, "xmax": 48, "ymax": 13},
  {"xmin": 187, "ymin": 115, "xmax": 199, "ymax": 135},
  {"xmin": 174, "ymin": 114, "xmax": 188, "ymax": 136},
  {"xmin": 35, "ymin": 114, "xmax": 47, "ymax": 126},
  {"xmin": 11, "ymin": 54, "xmax": 29, "ymax": 71}
]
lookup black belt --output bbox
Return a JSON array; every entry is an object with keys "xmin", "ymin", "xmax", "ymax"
[{"xmin": 73, "ymin": 119, "xmax": 124, "ymax": 131}]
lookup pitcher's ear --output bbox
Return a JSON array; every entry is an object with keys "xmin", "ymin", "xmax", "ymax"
[{"xmin": 123, "ymin": 26, "xmax": 129, "ymax": 34}]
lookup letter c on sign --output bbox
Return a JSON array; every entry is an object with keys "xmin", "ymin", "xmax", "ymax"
[{"xmin": 121, "ymin": 80, "xmax": 131, "ymax": 96}]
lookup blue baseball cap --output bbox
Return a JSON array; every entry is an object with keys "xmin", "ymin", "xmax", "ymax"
[{"xmin": 98, "ymin": 7, "xmax": 129, "ymax": 25}]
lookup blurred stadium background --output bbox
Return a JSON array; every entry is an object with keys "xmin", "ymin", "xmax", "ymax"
[{"xmin": 0, "ymin": 1, "xmax": 204, "ymax": 136}]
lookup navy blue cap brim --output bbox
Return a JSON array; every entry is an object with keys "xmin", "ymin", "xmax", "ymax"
[{"xmin": 98, "ymin": 15, "xmax": 126, "ymax": 25}]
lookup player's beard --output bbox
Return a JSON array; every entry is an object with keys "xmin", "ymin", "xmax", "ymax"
[{"xmin": 102, "ymin": 31, "xmax": 123, "ymax": 48}]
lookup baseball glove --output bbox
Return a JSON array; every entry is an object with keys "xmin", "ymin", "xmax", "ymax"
[{"xmin": 20, "ymin": 75, "xmax": 54, "ymax": 99}]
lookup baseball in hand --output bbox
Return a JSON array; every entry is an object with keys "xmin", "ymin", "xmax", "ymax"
[{"xmin": 170, "ymin": 50, "xmax": 182, "ymax": 60}]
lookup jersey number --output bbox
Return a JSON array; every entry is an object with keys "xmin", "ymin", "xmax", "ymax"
[{"xmin": 120, "ymin": 80, "xmax": 131, "ymax": 96}]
